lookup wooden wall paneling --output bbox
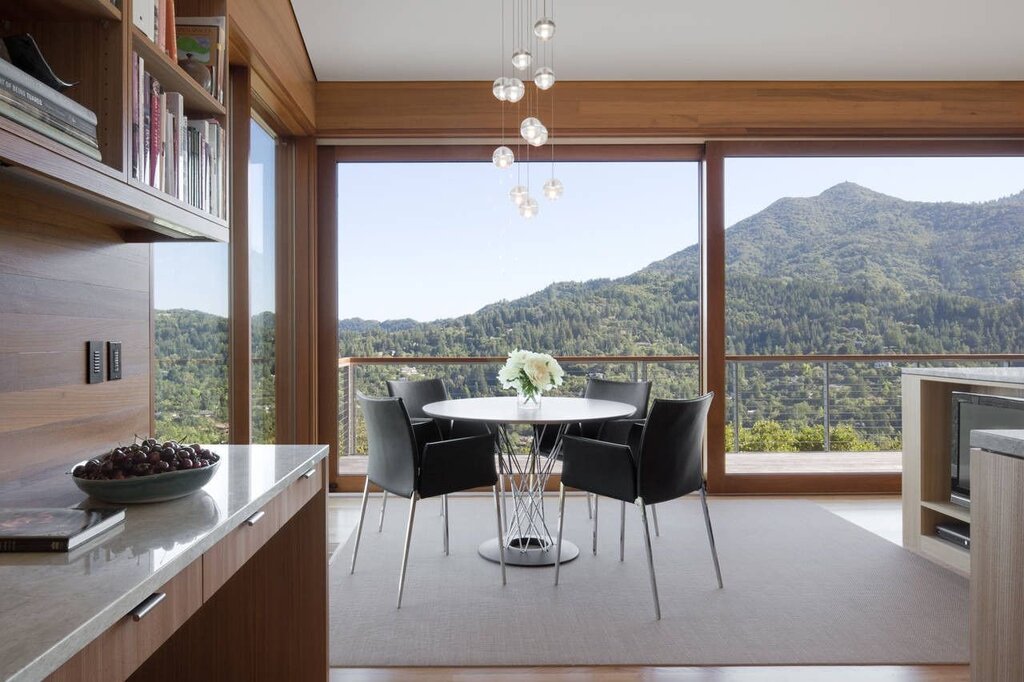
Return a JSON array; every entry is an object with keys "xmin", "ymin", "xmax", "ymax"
[
  {"xmin": 292, "ymin": 137, "xmax": 319, "ymax": 444},
  {"xmin": 316, "ymin": 149, "xmax": 339, "ymax": 488},
  {"xmin": 228, "ymin": 0, "xmax": 316, "ymax": 135},
  {"xmin": 702, "ymin": 143, "xmax": 726, "ymax": 492},
  {"xmin": 316, "ymin": 81, "xmax": 1024, "ymax": 139},
  {"xmin": 229, "ymin": 66, "xmax": 252, "ymax": 443},
  {"xmin": 275, "ymin": 137, "xmax": 297, "ymax": 445},
  {"xmin": 0, "ymin": 187, "xmax": 151, "ymax": 480}
]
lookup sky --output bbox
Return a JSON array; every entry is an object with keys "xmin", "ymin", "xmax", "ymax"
[{"xmin": 154, "ymin": 154, "xmax": 1024, "ymax": 319}]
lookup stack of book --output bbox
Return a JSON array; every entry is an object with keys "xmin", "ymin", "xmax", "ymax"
[
  {"xmin": 131, "ymin": 52, "xmax": 226, "ymax": 219},
  {"xmin": 134, "ymin": 0, "xmax": 178, "ymax": 59},
  {"xmin": 0, "ymin": 56, "xmax": 101, "ymax": 162}
]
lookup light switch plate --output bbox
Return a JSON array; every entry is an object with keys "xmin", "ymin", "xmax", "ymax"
[
  {"xmin": 86, "ymin": 340, "xmax": 104, "ymax": 384},
  {"xmin": 108, "ymin": 341, "xmax": 122, "ymax": 381}
]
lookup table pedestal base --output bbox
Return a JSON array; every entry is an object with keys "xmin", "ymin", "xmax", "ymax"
[{"xmin": 479, "ymin": 536, "xmax": 580, "ymax": 566}]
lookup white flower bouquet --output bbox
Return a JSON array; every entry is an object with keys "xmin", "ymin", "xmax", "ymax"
[{"xmin": 497, "ymin": 349, "xmax": 565, "ymax": 408}]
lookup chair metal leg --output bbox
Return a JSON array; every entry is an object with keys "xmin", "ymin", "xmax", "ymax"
[
  {"xmin": 377, "ymin": 490, "xmax": 388, "ymax": 532},
  {"xmin": 554, "ymin": 482, "xmax": 567, "ymax": 585},
  {"xmin": 350, "ymin": 477, "xmax": 370, "ymax": 574},
  {"xmin": 592, "ymin": 494, "xmax": 599, "ymax": 555},
  {"xmin": 493, "ymin": 485, "xmax": 506, "ymax": 585},
  {"xmin": 639, "ymin": 498, "xmax": 661, "ymax": 620},
  {"xmin": 442, "ymin": 493, "xmax": 450, "ymax": 556},
  {"xmin": 396, "ymin": 494, "xmax": 418, "ymax": 609},
  {"xmin": 700, "ymin": 483, "xmax": 724, "ymax": 588},
  {"xmin": 586, "ymin": 491, "xmax": 593, "ymax": 519},
  {"xmin": 651, "ymin": 504, "xmax": 660, "ymax": 537},
  {"xmin": 619, "ymin": 500, "xmax": 626, "ymax": 561}
]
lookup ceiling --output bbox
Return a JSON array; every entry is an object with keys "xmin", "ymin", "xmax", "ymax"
[{"xmin": 291, "ymin": 0, "xmax": 1024, "ymax": 82}]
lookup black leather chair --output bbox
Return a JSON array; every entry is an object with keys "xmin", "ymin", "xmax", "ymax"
[
  {"xmin": 382, "ymin": 379, "xmax": 491, "ymax": 534},
  {"xmin": 350, "ymin": 393, "xmax": 505, "ymax": 608},
  {"xmin": 537, "ymin": 378, "xmax": 653, "ymax": 547},
  {"xmin": 554, "ymin": 393, "xmax": 721, "ymax": 620}
]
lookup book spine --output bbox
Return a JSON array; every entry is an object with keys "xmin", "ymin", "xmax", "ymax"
[
  {"xmin": 0, "ymin": 54, "xmax": 98, "ymax": 126},
  {"xmin": 0, "ymin": 71, "xmax": 97, "ymax": 137},
  {"xmin": 0, "ymin": 537, "xmax": 70, "ymax": 553},
  {"xmin": 131, "ymin": 53, "xmax": 140, "ymax": 180},
  {"xmin": 0, "ymin": 91, "xmax": 98, "ymax": 147},
  {"xmin": 0, "ymin": 100, "xmax": 102, "ymax": 161},
  {"xmin": 149, "ymin": 79, "xmax": 161, "ymax": 187}
]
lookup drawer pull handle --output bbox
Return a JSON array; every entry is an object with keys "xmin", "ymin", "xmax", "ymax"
[
  {"xmin": 130, "ymin": 592, "xmax": 166, "ymax": 622},
  {"xmin": 245, "ymin": 510, "xmax": 266, "ymax": 527},
  {"xmin": 301, "ymin": 467, "xmax": 317, "ymax": 480}
]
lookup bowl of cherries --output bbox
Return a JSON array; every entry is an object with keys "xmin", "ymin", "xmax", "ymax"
[{"xmin": 71, "ymin": 439, "xmax": 221, "ymax": 504}]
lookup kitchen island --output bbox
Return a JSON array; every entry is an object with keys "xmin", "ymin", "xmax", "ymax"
[{"xmin": 0, "ymin": 444, "xmax": 329, "ymax": 682}]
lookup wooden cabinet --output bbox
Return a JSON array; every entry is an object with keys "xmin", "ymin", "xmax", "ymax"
[
  {"xmin": 48, "ymin": 559, "xmax": 203, "ymax": 682},
  {"xmin": 0, "ymin": 0, "xmax": 229, "ymax": 241},
  {"xmin": 203, "ymin": 461, "xmax": 321, "ymax": 597},
  {"xmin": 970, "ymin": 447, "xmax": 1024, "ymax": 682}
]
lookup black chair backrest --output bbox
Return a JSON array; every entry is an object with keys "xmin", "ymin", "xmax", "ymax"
[
  {"xmin": 636, "ymin": 393, "xmax": 713, "ymax": 504},
  {"xmin": 358, "ymin": 393, "xmax": 419, "ymax": 498},
  {"xmin": 386, "ymin": 379, "xmax": 448, "ymax": 420},
  {"xmin": 584, "ymin": 377, "xmax": 651, "ymax": 418}
]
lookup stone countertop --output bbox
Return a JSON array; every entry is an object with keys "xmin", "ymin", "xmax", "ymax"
[
  {"xmin": 972, "ymin": 430, "xmax": 1024, "ymax": 460},
  {"xmin": 0, "ymin": 444, "xmax": 328, "ymax": 682},
  {"xmin": 902, "ymin": 367, "xmax": 1024, "ymax": 385}
]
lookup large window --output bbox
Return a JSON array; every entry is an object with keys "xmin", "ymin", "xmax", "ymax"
[
  {"xmin": 723, "ymin": 155, "xmax": 1024, "ymax": 475},
  {"xmin": 249, "ymin": 118, "xmax": 277, "ymax": 443},
  {"xmin": 153, "ymin": 243, "xmax": 230, "ymax": 444},
  {"xmin": 336, "ymin": 156, "xmax": 701, "ymax": 455}
]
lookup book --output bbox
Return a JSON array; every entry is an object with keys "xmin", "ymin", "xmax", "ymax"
[
  {"xmin": 131, "ymin": 53, "xmax": 141, "ymax": 180},
  {"xmin": 134, "ymin": 0, "xmax": 156, "ymax": 42},
  {"xmin": 176, "ymin": 17, "xmax": 225, "ymax": 102},
  {"xmin": 0, "ymin": 507, "xmax": 126, "ymax": 552},
  {"xmin": 0, "ymin": 57, "xmax": 97, "ymax": 135},
  {"xmin": 0, "ymin": 100, "xmax": 101, "ymax": 161},
  {"xmin": 0, "ymin": 90, "xmax": 98, "ymax": 147}
]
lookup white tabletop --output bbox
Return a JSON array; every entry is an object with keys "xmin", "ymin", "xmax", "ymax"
[{"xmin": 423, "ymin": 396, "xmax": 637, "ymax": 425}]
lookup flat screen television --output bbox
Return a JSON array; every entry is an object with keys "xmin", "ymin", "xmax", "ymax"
[{"xmin": 950, "ymin": 392, "xmax": 1024, "ymax": 508}]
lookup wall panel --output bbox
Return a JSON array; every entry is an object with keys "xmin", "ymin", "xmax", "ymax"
[{"xmin": 0, "ymin": 185, "xmax": 151, "ymax": 479}]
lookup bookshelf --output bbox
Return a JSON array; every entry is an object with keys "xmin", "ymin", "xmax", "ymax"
[{"xmin": 0, "ymin": 0, "xmax": 230, "ymax": 242}]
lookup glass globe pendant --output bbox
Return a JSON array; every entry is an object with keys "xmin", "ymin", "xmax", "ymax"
[
  {"xmin": 511, "ymin": 50, "xmax": 532, "ymax": 70},
  {"xmin": 534, "ymin": 17, "xmax": 556, "ymax": 40},
  {"xmin": 504, "ymin": 78, "xmax": 525, "ymax": 103},
  {"xmin": 520, "ymin": 117, "xmax": 544, "ymax": 144},
  {"xmin": 492, "ymin": 77, "xmax": 509, "ymax": 101},
  {"xmin": 527, "ymin": 125, "xmax": 548, "ymax": 147},
  {"xmin": 543, "ymin": 178, "xmax": 564, "ymax": 200},
  {"xmin": 534, "ymin": 67, "xmax": 556, "ymax": 90},
  {"xmin": 519, "ymin": 196, "xmax": 539, "ymax": 219},
  {"xmin": 509, "ymin": 185, "xmax": 528, "ymax": 206},
  {"xmin": 492, "ymin": 146, "xmax": 514, "ymax": 169}
]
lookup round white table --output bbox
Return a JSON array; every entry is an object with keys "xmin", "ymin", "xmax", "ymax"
[{"xmin": 423, "ymin": 396, "xmax": 636, "ymax": 566}]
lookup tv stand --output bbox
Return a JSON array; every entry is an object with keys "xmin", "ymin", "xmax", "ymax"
[{"xmin": 901, "ymin": 367, "xmax": 1024, "ymax": 575}]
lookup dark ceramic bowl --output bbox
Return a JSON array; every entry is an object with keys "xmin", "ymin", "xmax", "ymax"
[{"xmin": 71, "ymin": 459, "xmax": 221, "ymax": 504}]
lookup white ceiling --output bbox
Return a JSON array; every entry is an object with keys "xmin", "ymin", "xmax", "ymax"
[{"xmin": 291, "ymin": 0, "xmax": 1024, "ymax": 82}]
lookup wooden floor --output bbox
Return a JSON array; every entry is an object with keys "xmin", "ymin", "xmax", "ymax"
[
  {"xmin": 329, "ymin": 665, "xmax": 968, "ymax": 681},
  {"xmin": 327, "ymin": 495, "xmax": 966, "ymax": 682}
]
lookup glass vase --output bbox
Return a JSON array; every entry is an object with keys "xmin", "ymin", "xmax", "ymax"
[{"xmin": 517, "ymin": 389, "xmax": 542, "ymax": 410}]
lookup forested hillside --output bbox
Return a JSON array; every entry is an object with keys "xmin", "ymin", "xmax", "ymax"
[{"xmin": 156, "ymin": 183, "xmax": 1024, "ymax": 448}]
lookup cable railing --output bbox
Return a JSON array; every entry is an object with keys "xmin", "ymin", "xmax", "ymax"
[{"xmin": 337, "ymin": 353, "xmax": 1024, "ymax": 458}]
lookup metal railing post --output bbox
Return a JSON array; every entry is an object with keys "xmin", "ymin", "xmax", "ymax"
[
  {"xmin": 823, "ymin": 361, "xmax": 831, "ymax": 452},
  {"xmin": 641, "ymin": 360, "xmax": 649, "ymax": 383},
  {"xmin": 632, "ymin": 361, "xmax": 639, "ymax": 382},
  {"xmin": 732, "ymin": 362, "xmax": 741, "ymax": 452},
  {"xmin": 346, "ymin": 363, "xmax": 356, "ymax": 456}
]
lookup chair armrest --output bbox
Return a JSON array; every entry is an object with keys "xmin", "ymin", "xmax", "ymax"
[
  {"xmin": 411, "ymin": 419, "xmax": 444, "ymax": 455},
  {"xmin": 418, "ymin": 434, "xmax": 497, "ymax": 498},
  {"xmin": 560, "ymin": 435, "xmax": 637, "ymax": 503},
  {"xmin": 597, "ymin": 418, "xmax": 646, "ymax": 446}
]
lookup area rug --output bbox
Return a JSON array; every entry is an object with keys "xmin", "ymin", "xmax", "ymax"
[{"xmin": 329, "ymin": 497, "xmax": 967, "ymax": 666}]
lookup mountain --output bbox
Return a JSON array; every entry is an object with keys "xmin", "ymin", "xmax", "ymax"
[{"xmin": 338, "ymin": 183, "xmax": 1024, "ymax": 357}]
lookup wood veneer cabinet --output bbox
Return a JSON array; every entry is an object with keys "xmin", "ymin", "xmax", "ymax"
[
  {"xmin": 0, "ymin": 0, "xmax": 229, "ymax": 241},
  {"xmin": 901, "ymin": 368, "xmax": 1024, "ymax": 575}
]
